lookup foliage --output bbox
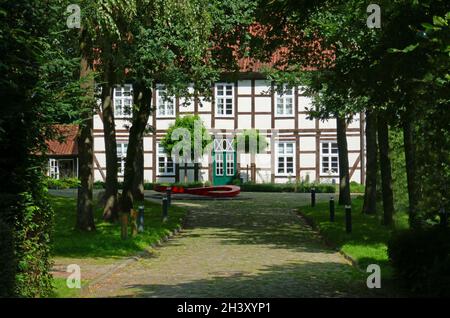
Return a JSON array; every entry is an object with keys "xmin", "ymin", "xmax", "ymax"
[
  {"xmin": 234, "ymin": 129, "xmax": 268, "ymax": 154},
  {"xmin": 240, "ymin": 182, "xmax": 335, "ymax": 193},
  {"xmin": 153, "ymin": 181, "xmax": 205, "ymax": 189},
  {"xmin": 255, "ymin": 0, "xmax": 450, "ymax": 227},
  {"xmin": 300, "ymin": 196, "xmax": 409, "ymax": 281},
  {"xmin": 45, "ymin": 178, "xmax": 81, "ymax": 190},
  {"xmin": 50, "ymin": 195, "xmax": 187, "ymax": 258},
  {"xmin": 388, "ymin": 227, "xmax": 450, "ymax": 296},
  {"xmin": 160, "ymin": 115, "xmax": 211, "ymax": 162},
  {"xmin": 349, "ymin": 181, "xmax": 365, "ymax": 194},
  {"xmin": 390, "ymin": 129, "xmax": 409, "ymax": 212},
  {"xmin": 0, "ymin": 0, "xmax": 82, "ymax": 297}
]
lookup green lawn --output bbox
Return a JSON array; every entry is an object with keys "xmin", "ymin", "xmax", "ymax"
[
  {"xmin": 299, "ymin": 196, "xmax": 409, "ymax": 279},
  {"xmin": 49, "ymin": 277, "xmax": 88, "ymax": 298},
  {"xmin": 50, "ymin": 195, "xmax": 187, "ymax": 259}
]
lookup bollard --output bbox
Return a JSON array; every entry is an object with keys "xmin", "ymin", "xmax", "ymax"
[
  {"xmin": 345, "ymin": 205, "xmax": 352, "ymax": 233},
  {"xmin": 138, "ymin": 205, "xmax": 145, "ymax": 232},
  {"xmin": 311, "ymin": 187, "xmax": 316, "ymax": 207},
  {"xmin": 120, "ymin": 213, "xmax": 128, "ymax": 240},
  {"xmin": 329, "ymin": 197, "xmax": 335, "ymax": 222},
  {"xmin": 439, "ymin": 207, "xmax": 448, "ymax": 228},
  {"xmin": 166, "ymin": 187, "xmax": 172, "ymax": 207},
  {"xmin": 162, "ymin": 197, "xmax": 168, "ymax": 222}
]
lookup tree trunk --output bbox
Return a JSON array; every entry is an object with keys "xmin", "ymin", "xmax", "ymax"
[
  {"xmin": 403, "ymin": 118, "xmax": 420, "ymax": 229},
  {"xmin": 120, "ymin": 82, "xmax": 152, "ymax": 214},
  {"xmin": 132, "ymin": 138, "xmax": 144, "ymax": 201},
  {"xmin": 194, "ymin": 163, "xmax": 199, "ymax": 182},
  {"xmin": 362, "ymin": 110, "xmax": 377, "ymax": 214},
  {"xmin": 377, "ymin": 112, "xmax": 394, "ymax": 226},
  {"xmin": 101, "ymin": 61, "xmax": 119, "ymax": 222},
  {"xmin": 337, "ymin": 116, "xmax": 351, "ymax": 205},
  {"xmin": 76, "ymin": 38, "xmax": 95, "ymax": 231},
  {"xmin": 175, "ymin": 163, "xmax": 180, "ymax": 182}
]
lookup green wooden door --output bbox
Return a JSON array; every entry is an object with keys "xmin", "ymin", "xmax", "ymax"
[{"xmin": 212, "ymin": 139, "xmax": 236, "ymax": 185}]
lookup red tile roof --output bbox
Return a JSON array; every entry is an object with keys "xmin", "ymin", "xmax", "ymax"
[
  {"xmin": 46, "ymin": 125, "xmax": 79, "ymax": 156},
  {"xmin": 236, "ymin": 23, "xmax": 334, "ymax": 72}
]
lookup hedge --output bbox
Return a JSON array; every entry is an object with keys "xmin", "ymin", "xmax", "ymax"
[
  {"xmin": 45, "ymin": 177, "xmax": 80, "ymax": 189},
  {"xmin": 238, "ymin": 182, "xmax": 336, "ymax": 193},
  {"xmin": 388, "ymin": 226, "xmax": 450, "ymax": 296}
]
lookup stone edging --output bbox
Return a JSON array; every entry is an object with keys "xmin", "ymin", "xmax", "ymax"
[{"xmin": 80, "ymin": 208, "xmax": 191, "ymax": 297}]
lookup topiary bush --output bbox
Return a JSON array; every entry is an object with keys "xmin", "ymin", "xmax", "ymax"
[{"xmin": 388, "ymin": 226, "xmax": 450, "ymax": 296}]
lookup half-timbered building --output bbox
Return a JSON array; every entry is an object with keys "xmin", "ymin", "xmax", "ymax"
[{"xmin": 92, "ymin": 66, "xmax": 365, "ymax": 185}]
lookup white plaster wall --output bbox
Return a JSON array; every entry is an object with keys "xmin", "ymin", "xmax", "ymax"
[
  {"xmin": 299, "ymin": 114, "xmax": 316, "ymax": 129},
  {"xmin": 299, "ymin": 153, "xmax": 315, "ymax": 167},
  {"xmin": 298, "ymin": 96, "xmax": 312, "ymax": 112},
  {"xmin": 238, "ymin": 97, "xmax": 252, "ymax": 112},
  {"xmin": 275, "ymin": 119, "xmax": 295, "ymax": 130},
  {"xmin": 254, "ymin": 80, "xmax": 271, "ymax": 95},
  {"xmin": 300, "ymin": 170, "xmax": 316, "ymax": 182},
  {"xmin": 214, "ymin": 119, "xmax": 234, "ymax": 130},
  {"xmin": 254, "ymin": 115, "xmax": 271, "ymax": 129},
  {"xmin": 299, "ymin": 136, "xmax": 316, "ymax": 151},
  {"xmin": 156, "ymin": 119, "xmax": 175, "ymax": 130},
  {"xmin": 319, "ymin": 118, "xmax": 337, "ymax": 129},
  {"xmin": 254, "ymin": 97, "xmax": 271, "ymax": 112},
  {"xmin": 238, "ymin": 80, "xmax": 251, "ymax": 94},
  {"xmin": 238, "ymin": 115, "xmax": 252, "ymax": 128},
  {"xmin": 256, "ymin": 170, "xmax": 271, "ymax": 183}
]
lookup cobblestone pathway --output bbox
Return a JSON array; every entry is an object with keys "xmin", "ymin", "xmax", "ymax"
[{"xmin": 83, "ymin": 192, "xmax": 376, "ymax": 298}]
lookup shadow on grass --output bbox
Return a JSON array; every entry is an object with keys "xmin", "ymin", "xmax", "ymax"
[
  {"xmin": 112, "ymin": 261, "xmax": 396, "ymax": 298},
  {"xmin": 50, "ymin": 195, "xmax": 186, "ymax": 259},
  {"xmin": 298, "ymin": 197, "xmax": 409, "ymax": 280}
]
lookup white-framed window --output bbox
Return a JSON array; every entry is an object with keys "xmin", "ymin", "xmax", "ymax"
[
  {"xmin": 275, "ymin": 84, "xmax": 294, "ymax": 117},
  {"xmin": 215, "ymin": 153, "xmax": 224, "ymax": 176},
  {"xmin": 114, "ymin": 84, "xmax": 133, "ymax": 117},
  {"xmin": 215, "ymin": 83, "xmax": 234, "ymax": 117},
  {"xmin": 117, "ymin": 142, "xmax": 128, "ymax": 176},
  {"xmin": 226, "ymin": 153, "xmax": 234, "ymax": 176},
  {"xmin": 276, "ymin": 142, "xmax": 295, "ymax": 175},
  {"xmin": 156, "ymin": 85, "xmax": 175, "ymax": 117},
  {"xmin": 49, "ymin": 159, "xmax": 59, "ymax": 179},
  {"xmin": 321, "ymin": 141, "xmax": 339, "ymax": 175},
  {"xmin": 157, "ymin": 144, "xmax": 175, "ymax": 175}
]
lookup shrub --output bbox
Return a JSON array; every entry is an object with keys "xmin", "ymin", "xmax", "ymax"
[
  {"xmin": 239, "ymin": 182, "xmax": 335, "ymax": 193},
  {"xmin": 153, "ymin": 181, "xmax": 205, "ymax": 189},
  {"xmin": 388, "ymin": 226, "xmax": 450, "ymax": 296},
  {"xmin": 45, "ymin": 177, "xmax": 80, "ymax": 189},
  {"xmin": 94, "ymin": 181, "xmax": 106, "ymax": 189},
  {"xmin": 143, "ymin": 182, "xmax": 154, "ymax": 190},
  {"xmin": 350, "ymin": 181, "xmax": 365, "ymax": 193}
]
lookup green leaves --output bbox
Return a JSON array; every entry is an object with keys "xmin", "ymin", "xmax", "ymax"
[{"xmin": 388, "ymin": 43, "xmax": 419, "ymax": 54}]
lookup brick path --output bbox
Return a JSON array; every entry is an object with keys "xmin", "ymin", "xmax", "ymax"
[{"xmin": 80, "ymin": 192, "xmax": 378, "ymax": 298}]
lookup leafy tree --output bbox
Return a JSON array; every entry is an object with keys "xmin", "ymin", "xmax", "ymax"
[
  {"xmin": 119, "ymin": 0, "xmax": 256, "ymax": 214},
  {"xmin": 160, "ymin": 115, "xmax": 211, "ymax": 183},
  {"xmin": 0, "ymin": 0, "xmax": 83, "ymax": 296}
]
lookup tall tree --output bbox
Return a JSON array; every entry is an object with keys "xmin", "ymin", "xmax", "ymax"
[
  {"xmin": 0, "ymin": 0, "xmax": 83, "ymax": 296},
  {"xmin": 118, "ymin": 0, "xmax": 257, "ymax": 213},
  {"xmin": 76, "ymin": 0, "xmax": 137, "ymax": 222},
  {"xmin": 336, "ymin": 116, "xmax": 351, "ymax": 205},
  {"xmin": 76, "ymin": 30, "xmax": 96, "ymax": 231},
  {"xmin": 377, "ymin": 112, "xmax": 394, "ymax": 226},
  {"xmin": 362, "ymin": 110, "xmax": 378, "ymax": 214}
]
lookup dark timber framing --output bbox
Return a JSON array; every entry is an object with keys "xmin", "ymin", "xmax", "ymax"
[{"xmin": 92, "ymin": 76, "xmax": 365, "ymax": 185}]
